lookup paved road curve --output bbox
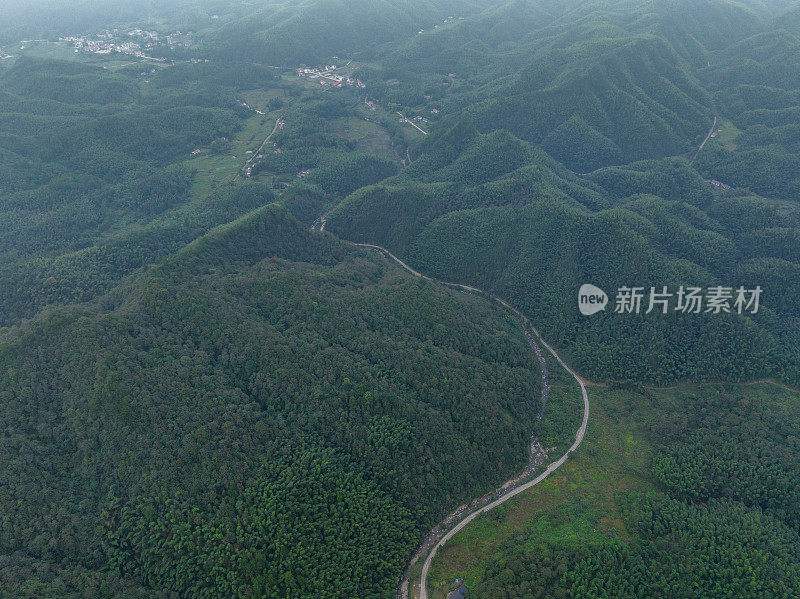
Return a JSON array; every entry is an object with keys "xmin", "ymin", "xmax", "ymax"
[
  {"xmin": 311, "ymin": 220, "xmax": 589, "ymax": 599},
  {"xmin": 350, "ymin": 245, "xmax": 589, "ymax": 599},
  {"xmin": 321, "ymin": 111, "xmax": 714, "ymax": 599},
  {"xmin": 415, "ymin": 288, "xmax": 589, "ymax": 599}
]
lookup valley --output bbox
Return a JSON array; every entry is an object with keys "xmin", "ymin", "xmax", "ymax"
[{"xmin": 1, "ymin": 1, "xmax": 799, "ymax": 597}]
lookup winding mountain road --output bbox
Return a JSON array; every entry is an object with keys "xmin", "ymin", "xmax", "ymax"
[
  {"xmin": 312, "ymin": 217, "xmax": 589, "ymax": 599},
  {"xmin": 418, "ymin": 334, "xmax": 588, "ymax": 599},
  {"xmin": 353, "ymin": 243, "xmax": 589, "ymax": 599}
]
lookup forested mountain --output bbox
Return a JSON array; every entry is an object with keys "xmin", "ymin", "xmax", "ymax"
[
  {"xmin": 327, "ymin": 124, "xmax": 800, "ymax": 384},
  {"xmin": 207, "ymin": 0, "xmax": 491, "ymax": 66},
  {"xmin": 323, "ymin": 0, "xmax": 800, "ymax": 385},
  {"xmin": 0, "ymin": 56, "xmax": 280, "ymax": 325},
  {"xmin": 1, "ymin": 0, "xmax": 800, "ymax": 597},
  {"xmin": 694, "ymin": 15, "xmax": 800, "ymax": 202},
  {"xmin": 0, "ymin": 205, "xmax": 544, "ymax": 597},
  {"xmin": 360, "ymin": 1, "xmax": 723, "ymax": 171}
]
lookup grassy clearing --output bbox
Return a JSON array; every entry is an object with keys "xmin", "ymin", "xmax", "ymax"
[
  {"xmin": 185, "ymin": 108, "xmax": 282, "ymax": 196},
  {"xmin": 421, "ymin": 345, "xmax": 587, "ymax": 599},
  {"xmin": 241, "ymin": 88, "xmax": 285, "ymax": 112},
  {"xmin": 425, "ymin": 381, "xmax": 799, "ymax": 598},
  {"xmin": 332, "ymin": 116, "xmax": 397, "ymax": 160},
  {"xmin": 710, "ymin": 117, "xmax": 741, "ymax": 150}
]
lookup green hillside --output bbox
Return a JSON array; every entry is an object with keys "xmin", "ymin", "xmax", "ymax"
[
  {"xmin": 0, "ymin": 205, "xmax": 548, "ymax": 597},
  {"xmin": 327, "ymin": 126, "xmax": 800, "ymax": 385},
  {"xmin": 0, "ymin": 56, "xmax": 277, "ymax": 326},
  {"xmin": 430, "ymin": 383, "xmax": 800, "ymax": 598},
  {"xmin": 1, "ymin": 0, "xmax": 800, "ymax": 597},
  {"xmin": 696, "ymin": 22, "xmax": 800, "ymax": 202},
  {"xmin": 208, "ymin": 0, "xmax": 488, "ymax": 66}
]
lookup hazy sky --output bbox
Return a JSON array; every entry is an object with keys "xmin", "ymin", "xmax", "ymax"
[{"xmin": 0, "ymin": 0, "xmax": 203, "ymax": 41}]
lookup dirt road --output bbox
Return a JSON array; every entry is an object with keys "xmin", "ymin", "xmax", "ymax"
[
  {"xmin": 397, "ymin": 111, "xmax": 428, "ymax": 135},
  {"xmin": 247, "ymin": 117, "xmax": 283, "ymax": 168}
]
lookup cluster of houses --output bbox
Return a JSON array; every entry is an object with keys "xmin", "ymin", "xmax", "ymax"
[
  {"xmin": 706, "ymin": 179, "xmax": 733, "ymax": 190},
  {"xmin": 59, "ymin": 28, "xmax": 190, "ymax": 60},
  {"xmin": 127, "ymin": 29, "xmax": 159, "ymax": 41},
  {"xmin": 296, "ymin": 66, "xmax": 366, "ymax": 89}
]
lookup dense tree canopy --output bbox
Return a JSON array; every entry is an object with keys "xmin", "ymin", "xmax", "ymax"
[
  {"xmin": 475, "ymin": 387, "xmax": 800, "ymax": 598},
  {"xmin": 0, "ymin": 206, "xmax": 544, "ymax": 597},
  {"xmin": 1, "ymin": 0, "xmax": 799, "ymax": 596}
]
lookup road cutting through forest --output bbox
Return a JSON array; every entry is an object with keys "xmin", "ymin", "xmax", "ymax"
[{"xmin": 311, "ymin": 217, "xmax": 590, "ymax": 599}]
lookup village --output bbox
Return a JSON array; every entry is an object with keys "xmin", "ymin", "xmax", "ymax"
[
  {"xmin": 296, "ymin": 63, "xmax": 440, "ymax": 137},
  {"xmin": 296, "ymin": 64, "xmax": 366, "ymax": 89},
  {"xmin": 57, "ymin": 28, "xmax": 193, "ymax": 61},
  {"xmin": 184, "ymin": 55, "xmax": 450, "ymax": 186}
]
